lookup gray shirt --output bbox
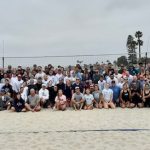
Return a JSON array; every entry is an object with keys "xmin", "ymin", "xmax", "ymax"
[
  {"xmin": 72, "ymin": 93, "xmax": 84, "ymax": 102},
  {"xmin": 27, "ymin": 94, "xmax": 40, "ymax": 107},
  {"xmin": 93, "ymin": 91, "xmax": 101, "ymax": 102},
  {"xmin": 0, "ymin": 95, "xmax": 13, "ymax": 108}
]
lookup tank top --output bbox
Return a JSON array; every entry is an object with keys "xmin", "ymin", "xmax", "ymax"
[
  {"xmin": 122, "ymin": 90, "xmax": 129, "ymax": 101},
  {"xmin": 144, "ymin": 90, "xmax": 150, "ymax": 97}
]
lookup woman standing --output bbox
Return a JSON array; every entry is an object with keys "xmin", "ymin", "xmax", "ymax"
[{"xmin": 64, "ymin": 80, "xmax": 72, "ymax": 107}]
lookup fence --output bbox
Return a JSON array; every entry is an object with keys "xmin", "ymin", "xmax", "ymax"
[{"xmin": 0, "ymin": 52, "xmax": 149, "ymax": 68}]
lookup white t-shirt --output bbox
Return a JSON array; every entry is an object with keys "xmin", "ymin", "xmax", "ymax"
[
  {"xmin": 48, "ymin": 75, "xmax": 57, "ymax": 86},
  {"xmin": 35, "ymin": 72, "xmax": 45, "ymax": 79},
  {"xmin": 106, "ymin": 77, "xmax": 118, "ymax": 85},
  {"xmin": 21, "ymin": 86, "xmax": 28, "ymax": 102},
  {"xmin": 114, "ymin": 73, "xmax": 122, "ymax": 80},
  {"xmin": 56, "ymin": 73, "xmax": 63, "ymax": 82},
  {"xmin": 84, "ymin": 94, "xmax": 94, "ymax": 105},
  {"xmin": 64, "ymin": 76, "xmax": 72, "ymax": 84},
  {"xmin": 117, "ymin": 82, "xmax": 124, "ymax": 89},
  {"xmin": 42, "ymin": 79, "xmax": 49, "ymax": 87},
  {"xmin": 39, "ymin": 88, "xmax": 49, "ymax": 100},
  {"xmin": 98, "ymin": 80, "xmax": 106, "ymax": 91},
  {"xmin": 102, "ymin": 88, "xmax": 113, "ymax": 102}
]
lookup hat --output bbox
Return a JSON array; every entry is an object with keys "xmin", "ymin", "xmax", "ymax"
[
  {"xmin": 59, "ymin": 77, "xmax": 63, "ymax": 81},
  {"xmin": 75, "ymin": 86, "xmax": 80, "ymax": 89},
  {"xmin": 76, "ymin": 77, "xmax": 80, "ymax": 80},
  {"xmin": 42, "ymin": 84, "xmax": 47, "ymax": 87},
  {"xmin": 5, "ymin": 78, "xmax": 10, "ymax": 82}
]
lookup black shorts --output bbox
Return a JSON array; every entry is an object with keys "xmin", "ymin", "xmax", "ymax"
[
  {"xmin": 144, "ymin": 98, "xmax": 150, "ymax": 107},
  {"xmin": 131, "ymin": 94, "xmax": 142, "ymax": 105},
  {"xmin": 15, "ymin": 106, "xmax": 25, "ymax": 112}
]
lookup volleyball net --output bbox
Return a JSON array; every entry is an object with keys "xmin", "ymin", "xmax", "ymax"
[{"xmin": 0, "ymin": 52, "xmax": 148, "ymax": 68}]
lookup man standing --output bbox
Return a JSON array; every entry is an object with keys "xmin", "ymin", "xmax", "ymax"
[{"xmin": 0, "ymin": 89, "xmax": 13, "ymax": 110}]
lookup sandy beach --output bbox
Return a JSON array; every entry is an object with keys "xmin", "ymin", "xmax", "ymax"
[{"xmin": 0, "ymin": 108, "xmax": 150, "ymax": 150}]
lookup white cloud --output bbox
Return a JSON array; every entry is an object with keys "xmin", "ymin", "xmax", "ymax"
[{"xmin": 0, "ymin": 0, "xmax": 150, "ymax": 66}]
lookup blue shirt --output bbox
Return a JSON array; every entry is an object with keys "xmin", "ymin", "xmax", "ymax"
[{"xmin": 110, "ymin": 85, "xmax": 121, "ymax": 102}]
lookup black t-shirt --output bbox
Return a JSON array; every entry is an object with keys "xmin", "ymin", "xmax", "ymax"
[
  {"xmin": 89, "ymin": 70, "xmax": 95, "ymax": 80},
  {"xmin": 35, "ymin": 83, "xmax": 42, "ymax": 91},
  {"xmin": 72, "ymin": 83, "xmax": 84, "ymax": 93},
  {"xmin": 57, "ymin": 83, "xmax": 65, "ymax": 92},
  {"xmin": 64, "ymin": 85, "xmax": 72, "ymax": 99},
  {"xmin": 47, "ymin": 86, "xmax": 57, "ymax": 103},
  {"xmin": 13, "ymin": 98, "xmax": 25, "ymax": 112},
  {"xmin": 2, "ymin": 84, "xmax": 13, "ymax": 95},
  {"xmin": 108, "ymin": 68, "xmax": 114, "ymax": 75},
  {"xmin": 0, "ymin": 74, "xmax": 4, "ymax": 81}
]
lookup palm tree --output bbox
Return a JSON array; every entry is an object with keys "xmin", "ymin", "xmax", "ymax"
[{"xmin": 135, "ymin": 31, "xmax": 143, "ymax": 60}]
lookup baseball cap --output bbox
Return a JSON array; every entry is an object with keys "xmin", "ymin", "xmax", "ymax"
[
  {"xmin": 75, "ymin": 86, "xmax": 80, "ymax": 89},
  {"xmin": 59, "ymin": 77, "xmax": 63, "ymax": 80},
  {"xmin": 42, "ymin": 84, "xmax": 47, "ymax": 87},
  {"xmin": 76, "ymin": 77, "xmax": 80, "ymax": 80}
]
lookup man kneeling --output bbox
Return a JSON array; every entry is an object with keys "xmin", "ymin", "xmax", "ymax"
[{"xmin": 71, "ymin": 87, "xmax": 84, "ymax": 110}]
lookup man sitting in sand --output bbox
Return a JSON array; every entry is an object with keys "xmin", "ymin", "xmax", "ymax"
[
  {"xmin": 25, "ymin": 89, "xmax": 41, "ymax": 112},
  {"xmin": 71, "ymin": 87, "xmax": 84, "ymax": 110},
  {"xmin": 0, "ymin": 89, "xmax": 13, "ymax": 111}
]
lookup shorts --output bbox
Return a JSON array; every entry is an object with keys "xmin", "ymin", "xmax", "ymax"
[
  {"xmin": 144, "ymin": 98, "xmax": 150, "ymax": 107},
  {"xmin": 131, "ymin": 94, "xmax": 142, "ymax": 105}
]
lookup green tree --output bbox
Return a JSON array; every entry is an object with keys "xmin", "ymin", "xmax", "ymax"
[
  {"xmin": 116, "ymin": 56, "xmax": 128, "ymax": 66},
  {"xmin": 126, "ymin": 35, "xmax": 137, "ymax": 64},
  {"xmin": 138, "ymin": 57, "xmax": 150, "ymax": 64}
]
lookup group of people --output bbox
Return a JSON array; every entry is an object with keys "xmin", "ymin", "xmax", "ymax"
[{"xmin": 0, "ymin": 62, "xmax": 150, "ymax": 112}]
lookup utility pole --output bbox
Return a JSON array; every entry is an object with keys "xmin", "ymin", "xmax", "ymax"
[
  {"xmin": 2, "ymin": 40, "xmax": 4, "ymax": 68},
  {"xmin": 145, "ymin": 52, "xmax": 147, "ymax": 68}
]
